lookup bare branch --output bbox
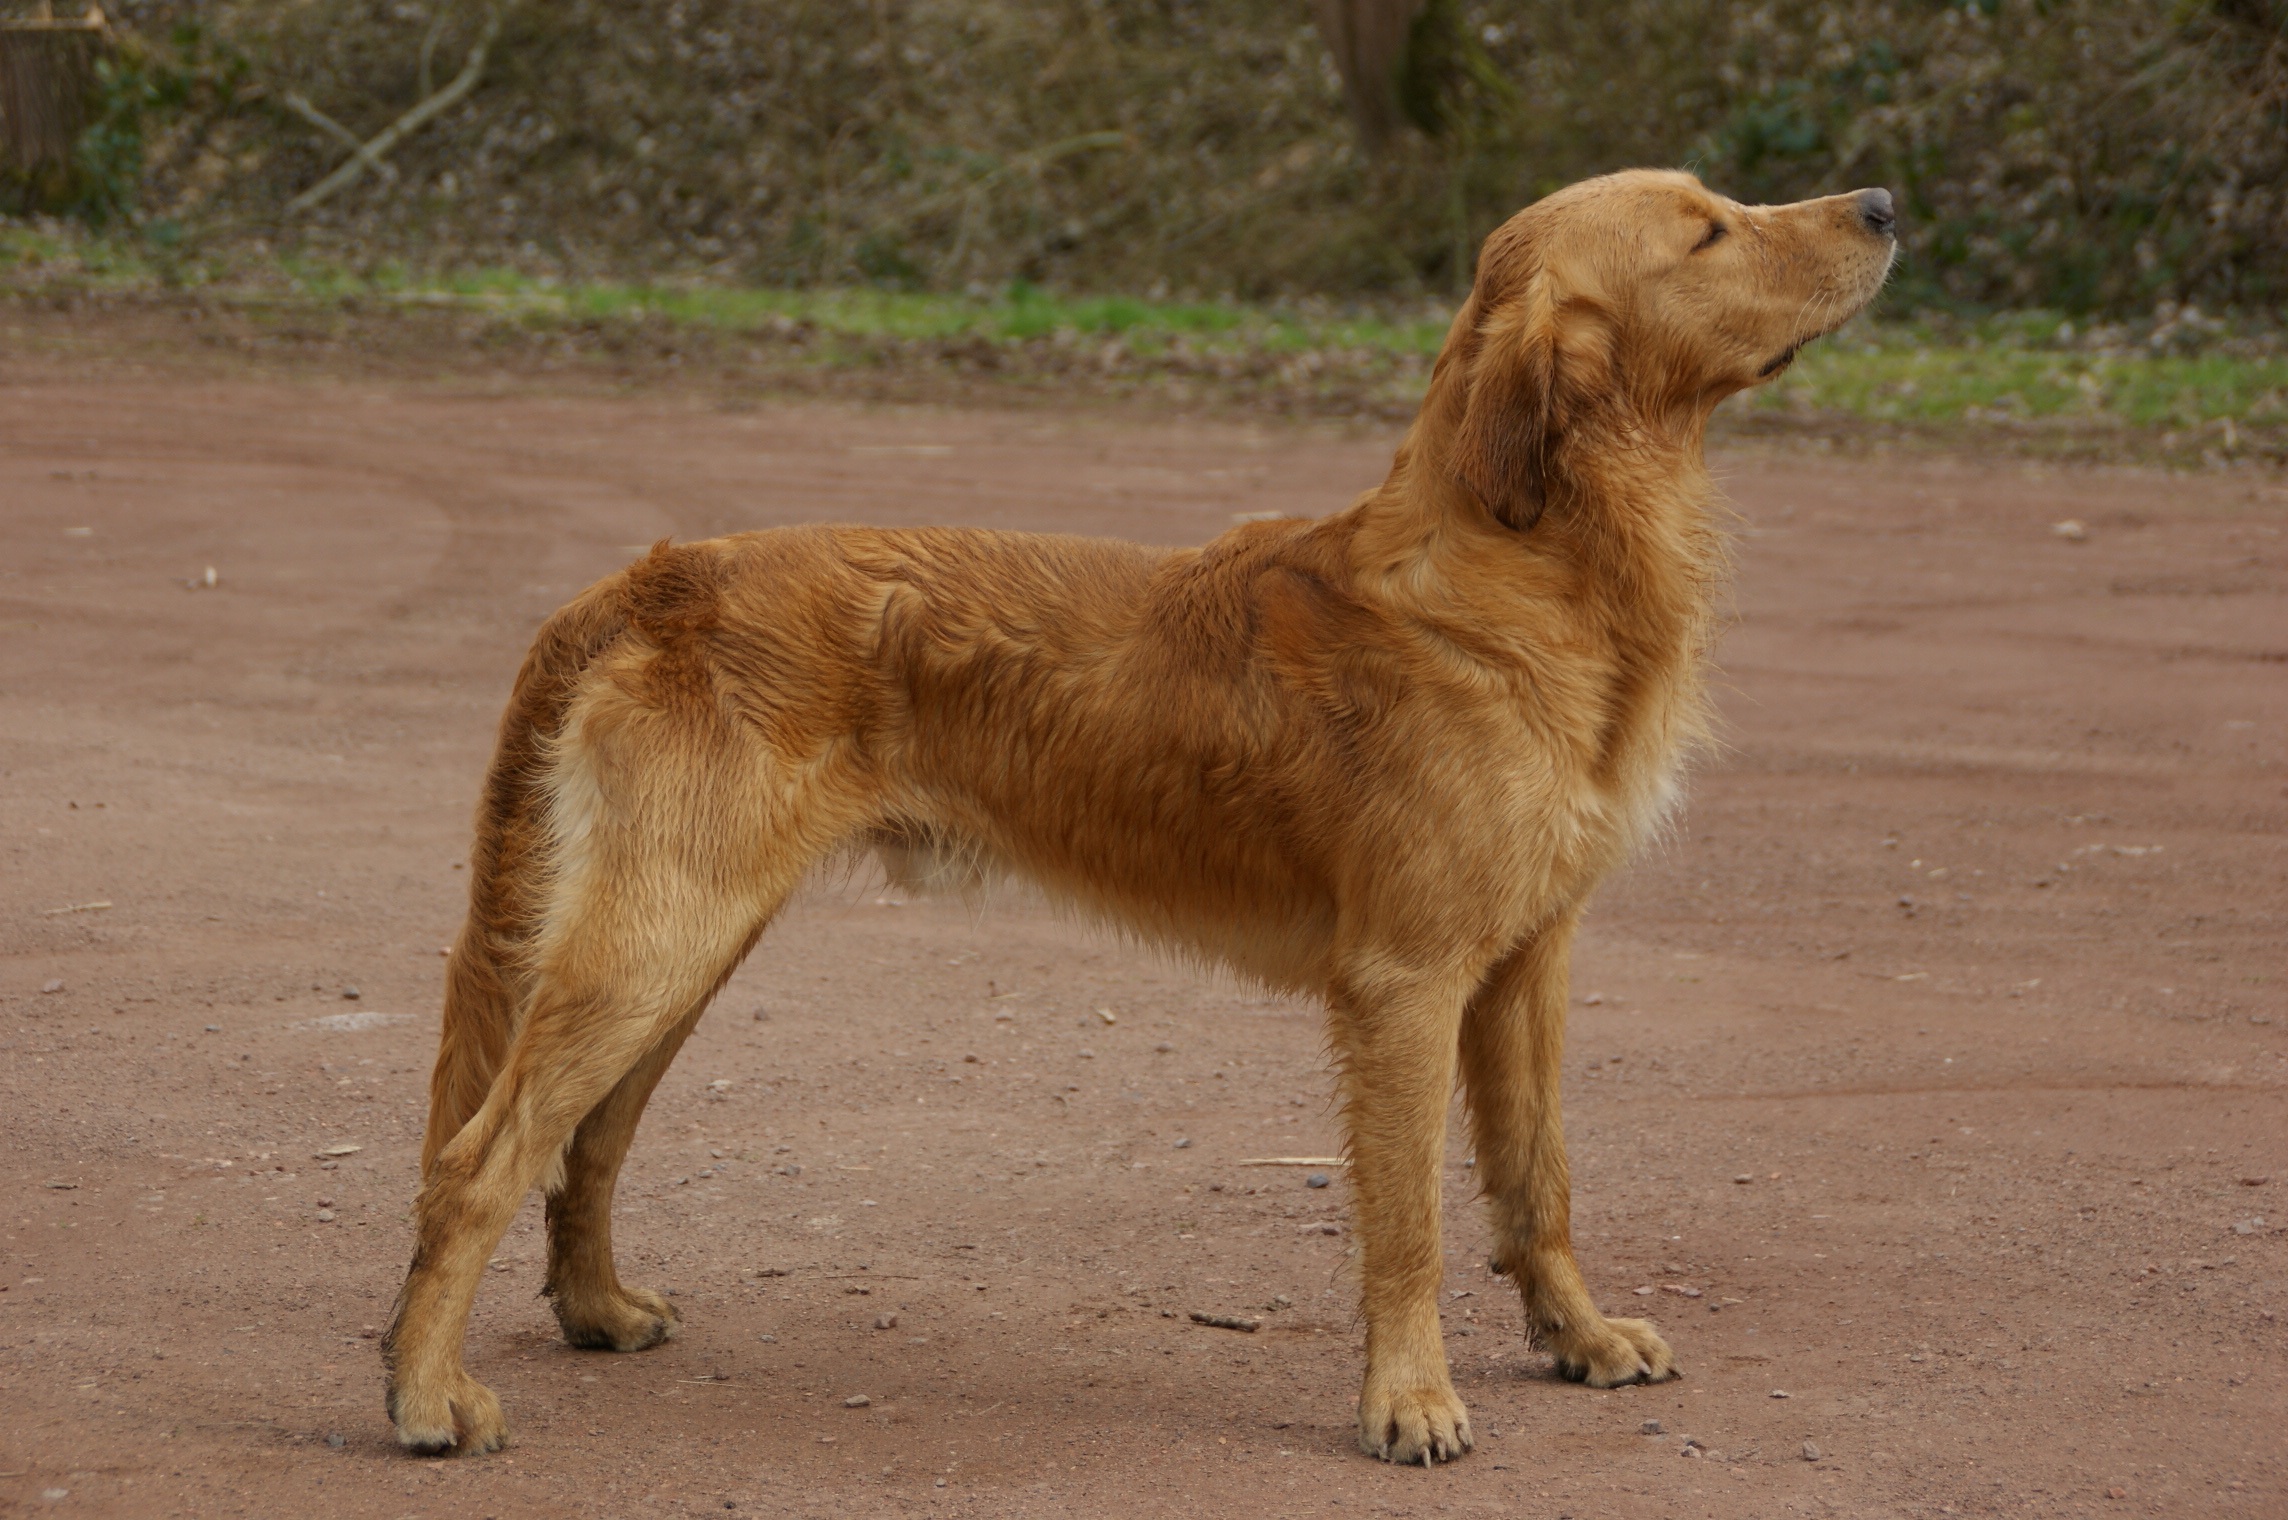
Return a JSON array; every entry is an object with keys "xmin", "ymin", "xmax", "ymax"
[
  {"xmin": 287, "ymin": 4, "xmax": 502, "ymax": 215},
  {"xmin": 417, "ymin": 6, "xmax": 448, "ymax": 99},
  {"xmin": 280, "ymin": 89, "xmax": 394, "ymax": 181}
]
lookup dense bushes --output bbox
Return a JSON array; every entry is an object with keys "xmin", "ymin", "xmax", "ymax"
[{"xmin": 75, "ymin": 1, "xmax": 2288, "ymax": 313}]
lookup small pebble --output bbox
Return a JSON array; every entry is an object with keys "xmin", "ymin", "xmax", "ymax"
[
  {"xmin": 1770, "ymin": 1388, "xmax": 1791, "ymax": 1399},
  {"xmin": 874, "ymin": 1313, "xmax": 898, "ymax": 1330},
  {"xmin": 1733, "ymin": 1174, "xmax": 1753, "ymax": 1184},
  {"xmin": 2051, "ymin": 518, "xmax": 2088, "ymax": 541},
  {"xmin": 341, "ymin": 986, "xmax": 360, "ymax": 1001},
  {"xmin": 204, "ymin": 1024, "xmax": 219, "ymax": 1032},
  {"xmin": 1173, "ymin": 1137, "xmax": 1191, "ymax": 1149},
  {"xmin": 844, "ymin": 1393, "xmax": 871, "ymax": 1408},
  {"xmin": 1802, "ymin": 1441, "xmax": 1821, "ymax": 1462},
  {"xmin": 1641, "ymin": 1419, "xmax": 1663, "ymax": 1435},
  {"xmin": 1154, "ymin": 1041, "xmax": 1173, "ymax": 1053},
  {"xmin": 315, "ymin": 1209, "xmax": 336, "ymax": 1223},
  {"xmin": 315, "ymin": 1196, "xmax": 334, "ymax": 1208},
  {"xmin": 326, "ymin": 1432, "xmax": 345, "ymax": 1449},
  {"xmin": 1305, "ymin": 1172, "xmax": 1330, "ymax": 1189},
  {"xmin": 40, "ymin": 979, "xmax": 64, "ymax": 994},
  {"xmin": 757, "ymin": 1334, "xmax": 777, "ymax": 1343}
]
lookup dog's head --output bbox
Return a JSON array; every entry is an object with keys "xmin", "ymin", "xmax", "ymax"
[{"xmin": 1446, "ymin": 169, "xmax": 1897, "ymax": 530}]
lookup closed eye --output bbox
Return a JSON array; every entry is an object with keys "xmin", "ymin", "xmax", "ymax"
[{"xmin": 1692, "ymin": 220, "xmax": 1728, "ymax": 252}]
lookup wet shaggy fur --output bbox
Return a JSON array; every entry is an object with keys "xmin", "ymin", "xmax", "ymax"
[{"xmin": 383, "ymin": 169, "xmax": 1898, "ymax": 1463}]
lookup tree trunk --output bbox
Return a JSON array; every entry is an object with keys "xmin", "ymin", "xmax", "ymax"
[{"xmin": 1313, "ymin": 0, "xmax": 1422, "ymax": 156}]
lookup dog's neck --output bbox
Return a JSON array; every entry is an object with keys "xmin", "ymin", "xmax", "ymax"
[
  {"xmin": 1355, "ymin": 380, "xmax": 1725, "ymax": 642},
  {"xmin": 1334, "ymin": 375, "xmax": 1726, "ymax": 794}
]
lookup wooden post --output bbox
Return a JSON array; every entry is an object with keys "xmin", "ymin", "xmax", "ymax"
[{"xmin": 0, "ymin": 4, "xmax": 108, "ymax": 177}]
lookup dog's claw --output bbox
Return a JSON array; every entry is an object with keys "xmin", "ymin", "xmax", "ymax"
[
  {"xmin": 1548, "ymin": 1314, "xmax": 1678, "ymax": 1388},
  {"xmin": 1358, "ymin": 1381, "xmax": 1474, "ymax": 1465}
]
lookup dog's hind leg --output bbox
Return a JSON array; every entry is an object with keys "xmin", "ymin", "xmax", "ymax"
[
  {"xmin": 385, "ymin": 691, "xmax": 834, "ymax": 1454},
  {"xmin": 1334, "ymin": 958, "xmax": 1480, "ymax": 1466},
  {"xmin": 1460, "ymin": 916, "xmax": 1676, "ymax": 1387},
  {"xmin": 541, "ymin": 1007, "xmax": 705, "ymax": 1351},
  {"xmin": 384, "ymin": 847, "xmax": 801, "ymax": 1452}
]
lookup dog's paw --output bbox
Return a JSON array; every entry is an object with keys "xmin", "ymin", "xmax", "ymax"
[
  {"xmin": 553, "ymin": 1283, "xmax": 680, "ymax": 1352},
  {"xmin": 1549, "ymin": 1315, "xmax": 1677, "ymax": 1388},
  {"xmin": 1357, "ymin": 1379, "xmax": 1475, "ymax": 1466},
  {"xmin": 387, "ymin": 1370, "xmax": 507, "ymax": 1455}
]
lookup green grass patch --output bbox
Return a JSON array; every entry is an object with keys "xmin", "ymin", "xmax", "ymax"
[
  {"xmin": 6, "ymin": 223, "xmax": 2286, "ymax": 443},
  {"xmin": 212, "ymin": 252, "xmax": 1455, "ymax": 357},
  {"xmin": 1755, "ymin": 314, "xmax": 2288, "ymax": 434}
]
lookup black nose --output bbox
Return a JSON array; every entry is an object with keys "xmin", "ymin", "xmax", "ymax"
[{"xmin": 1857, "ymin": 188, "xmax": 1896, "ymax": 237}]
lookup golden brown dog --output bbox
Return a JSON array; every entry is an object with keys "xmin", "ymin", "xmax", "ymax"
[{"xmin": 384, "ymin": 168, "xmax": 1896, "ymax": 1464}]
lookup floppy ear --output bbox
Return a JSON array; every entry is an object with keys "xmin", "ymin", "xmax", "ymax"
[{"xmin": 1451, "ymin": 282, "xmax": 1563, "ymax": 532}]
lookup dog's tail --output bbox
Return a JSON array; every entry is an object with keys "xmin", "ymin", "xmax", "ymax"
[{"xmin": 419, "ymin": 577, "xmax": 630, "ymax": 1176}]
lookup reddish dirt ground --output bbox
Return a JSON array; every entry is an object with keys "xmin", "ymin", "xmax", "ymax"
[{"xmin": 0, "ymin": 366, "xmax": 2282, "ymax": 1519}]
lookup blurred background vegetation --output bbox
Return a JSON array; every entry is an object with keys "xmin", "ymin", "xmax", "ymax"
[
  {"xmin": 9, "ymin": 1, "xmax": 2288, "ymax": 458},
  {"xmin": 13, "ymin": 0, "xmax": 2288, "ymax": 312}
]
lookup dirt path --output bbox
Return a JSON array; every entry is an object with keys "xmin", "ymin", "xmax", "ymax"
[{"xmin": 0, "ymin": 371, "xmax": 2281, "ymax": 1519}]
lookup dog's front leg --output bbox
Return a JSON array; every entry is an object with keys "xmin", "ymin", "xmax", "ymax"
[
  {"xmin": 1336, "ymin": 968, "xmax": 1475, "ymax": 1465},
  {"xmin": 1460, "ymin": 918, "xmax": 1676, "ymax": 1386}
]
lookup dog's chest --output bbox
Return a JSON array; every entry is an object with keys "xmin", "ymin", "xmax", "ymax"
[{"xmin": 1489, "ymin": 642, "xmax": 1702, "ymax": 897}]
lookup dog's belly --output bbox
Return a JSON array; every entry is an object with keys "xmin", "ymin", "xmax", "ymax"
[{"xmin": 879, "ymin": 709, "xmax": 1347, "ymax": 992}]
